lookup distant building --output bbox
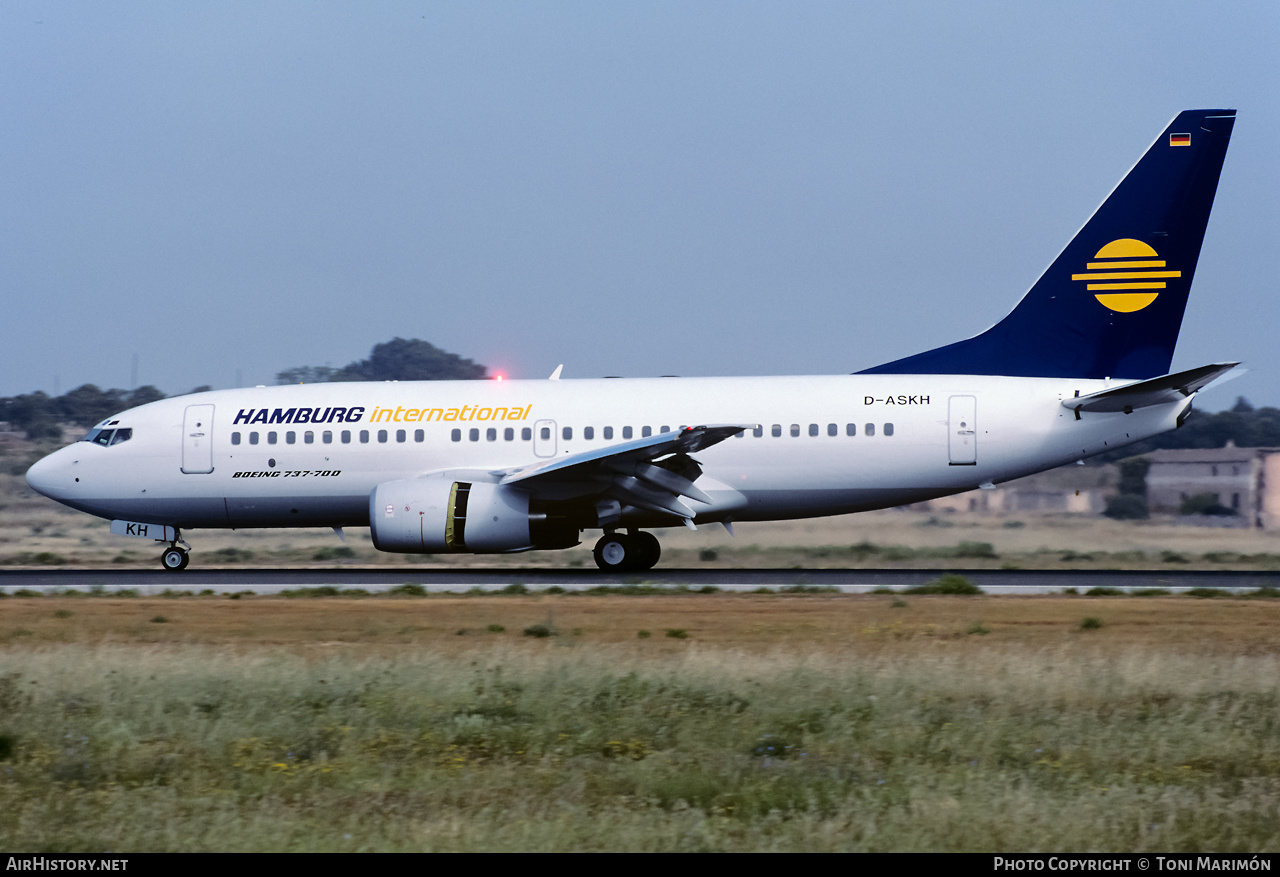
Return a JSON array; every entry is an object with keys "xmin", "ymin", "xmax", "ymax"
[
  {"xmin": 1143, "ymin": 443, "xmax": 1280, "ymax": 528},
  {"xmin": 913, "ymin": 464, "xmax": 1115, "ymax": 516}
]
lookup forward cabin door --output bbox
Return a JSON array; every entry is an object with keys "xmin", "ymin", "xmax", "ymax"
[
  {"xmin": 947, "ymin": 395, "xmax": 977, "ymax": 465},
  {"xmin": 181, "ymin": 404, "xmax": 215, "ymax": 474}
]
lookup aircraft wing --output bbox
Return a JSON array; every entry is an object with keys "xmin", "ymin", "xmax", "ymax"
[
  {"xmin": 496, "ymin": 424, "xmax": 752, "ymax": 524},
  {"xmin": 1062, "ymin": 362, "xmax": 1239, "ymax": 414}
]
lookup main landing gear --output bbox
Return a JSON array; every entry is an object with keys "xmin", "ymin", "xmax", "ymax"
[
  {"xmin": 159, "ymin": 530, "xmax": 191, "ymax": 571},
  {"xmin": 593, "ymin": 530, "xmax": 661, "ymax": 572}
]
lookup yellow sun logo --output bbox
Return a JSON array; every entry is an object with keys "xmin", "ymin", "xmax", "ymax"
[{"xmin": 1072, "ymin": 239, "xmax": 1181, "ymax": 313}]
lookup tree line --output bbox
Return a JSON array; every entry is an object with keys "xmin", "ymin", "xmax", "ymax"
[{"xmin": 2, "ymin": 339, "xmax": 486, "ymax": 440}]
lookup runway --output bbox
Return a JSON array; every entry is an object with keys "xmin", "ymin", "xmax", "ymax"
[{"xmin": 3, "ymin": 567, "xmax": 1280, "ymax": 595}]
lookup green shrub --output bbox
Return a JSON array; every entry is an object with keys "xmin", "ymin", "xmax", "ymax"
[
  {"xmin": 1081, "ymin": 617, "xmax": 1103, "ymax": 630},
  {"xmin": 312, "ymin": 546, "xmax": 356, "ymax": 560},
  {"xmin": 665, "ymin": 629, "xmax": 688, "ymax": 639},
  {"xmin": 967, "ymin": 622, "xmax": 990, "ymax": 635},
  {"xmin": 387, "ymin": 583, "xmax": 427, "ymax": 597},
  {"xmin": 1179, "ymin": 493, "xmax": 1236, "ymax": 516},
  {"xmin": 953, "ymin": 541, "xmax": 997, "ymax": 559},
  {"xmin": 1085, "ymin": 587, "xmax": 1125, "ymax": 596},
  {"xmin": 522, "ymin": 624, "xmax": 555, "ymax": 638},
  {"xmin": 698, "ymin": 549, "xmax": 718, "ymax": 562},
  {"xmin": 500, "ymin": 583, "xmax": 528, "ymax": 595},
  {"xmin": 487, "ymin": 624, "xmax": 505, "ymax": 633},
  {"xmin": 1183, "ymin": 588, "xmax": 1229, "ymax": 599},
  {"xmin": 1242, "ymin": 587, "xmax": 1280, "ymax": 599},
  {"xmin": 1103, "ymin": 495, "xmax": 1148, "ymax": 520},
  {"xmin": 637, "ymin": 630, "xmax": 651, "ymax": 639},
  {"xmin": 905, "ymin": 574, "xmax": 982, "ymax": 595}
]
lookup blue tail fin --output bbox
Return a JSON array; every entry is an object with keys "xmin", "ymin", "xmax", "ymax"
[{"xmin": 860, "ymin": 109, "xmax": 1236, "ymax": 379}]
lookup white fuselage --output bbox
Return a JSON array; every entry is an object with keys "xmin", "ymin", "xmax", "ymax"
[{"xmin": 25, "ymin": 373, "xmax": 1186, "ymax": 534}]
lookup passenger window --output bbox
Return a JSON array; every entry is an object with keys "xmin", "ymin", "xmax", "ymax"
[
  {"xmin": 342, "ymin": 430, "xmax": 352, "ymax": 444},
  {"xmin": 540, "ymin": 427, "xmax": 551, "ymax": 440},
  {"xmin": 865, "ymin": 423, "xmax": 875, "ymax": 437},
  {"xmin": 584, "ymin": 426, "xmax": 594, "ymax": 440},
  {"xmin": 231, "ymin": 432, "xmax": 241, "ymax": 446},
  {"xmin": 286, "ymin": 431, "xmax": 297, "ymax": 444},
  {"xmin": 884, "ymin": 423, "xmax": 894, "ymax": 436},
  {"xmin": 661, "ymin": 425, "xmax": 670, "ymax": 433},
  {"xmin": 827, "ymin": 423, "xmax": 837, "ymax": 437},
  {"xmin": 772, "ymin": 424, "xmax": 782, "ymax": 437},
  {"xmin": 504, "ymin": 427, "xmax": 514, "ymax": 441},
  {"xmin": 415, "ymin": 429, "xmax": 425, "ymax": 442},
  {"xmin": 359, "ymin": 430, "xmax": 369, "ymax": 443},
  {"xmin": 562, "ymin": 426, "xmax": 573, "ymax": 440},
  {"xmin": 109, "ymin": 428, "xmax": 132, "ymax": 445},
  {"xmin": 249, "ymin": 432, "xmax": 259, "ymax": 445},
  {"xmin": 603, "ymin": 426, "xmax": 613, "ymax": 440},
  {"xmin": 808, "ymin": 424, "xmax": 818, "ymax": 437},
  {"xmin": 268, "ymin": 431, "xmax": 278, "ymax": 444},
  {"xmin": 486, "ymin": 428, "xmax": 497, "ymax": 441},
  {"xmin": 451, "ymin": 429, "xmax": 462, "ymax": 442},
  {"xmin": 305, "ymin": 431, "xmax": 315, "ymax": 444},
  {"xmin": 323, "ymin": 431, "xmax": 334, "ymax": 444},
  {"xmin": 522, "ymin": 427, "xmax": 532, "ymax": 440},
  {"xmin": 623, "ymin": 426, "xmax": 634, "ymax": 439},
  {"xmin": 642, "ymin": 426, "xmax": 652, "ymax": 438},
  {"xmin": 790, "ymin": 424, "xmax": 800, "ymax": 437},
  {"xmin": 396, "ymin": 429, "xmax": 406, "ymax": 443},
  {"xmin": 846, "ymin": 423, "xmax": 856, "ymax": 436},
  {"xmin": 377, "ymin": 430, "xmax": 388, "ymax": 443},
  {"xmin": 469, "ymin": 428, "xmax": 479, "ymax": 441},
  {"xmin": 753, "ymin": 425, "xmax": 763, "ymax": 438}
]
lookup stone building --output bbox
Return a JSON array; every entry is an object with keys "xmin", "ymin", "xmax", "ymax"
[{"xmin": 1143, "ymin": 443, "xmax": 1280, "ymax": 528}]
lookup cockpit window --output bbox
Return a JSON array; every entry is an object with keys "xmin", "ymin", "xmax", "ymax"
[{"xmin": 83, "ymin": 427, "xmax": 133, "ymax": 447}]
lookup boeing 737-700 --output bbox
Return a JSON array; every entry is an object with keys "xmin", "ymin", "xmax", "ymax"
[{"xmin": 26, "ymin": 109, "xmax": 1239, "ymax": 572}]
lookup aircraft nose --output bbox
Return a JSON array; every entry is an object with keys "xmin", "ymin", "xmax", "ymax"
[{"xmin": 26, "ymin": 449, "xmax": 73, "ymax": 499}]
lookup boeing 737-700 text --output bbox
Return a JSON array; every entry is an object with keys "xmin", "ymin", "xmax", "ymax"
[{"xmin": 26, "ymin": 109, "xmax": 1239, "ymax": 571}]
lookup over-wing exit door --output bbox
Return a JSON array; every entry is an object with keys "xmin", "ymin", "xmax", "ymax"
[{"xmin": 948, "ymin": 395, "xmax": 977, "ymax": 465}]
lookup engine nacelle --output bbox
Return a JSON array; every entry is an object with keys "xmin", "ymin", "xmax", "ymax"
[{"xmin": 369, "ymin": 473, "xmax": 577, "ymax": 554}]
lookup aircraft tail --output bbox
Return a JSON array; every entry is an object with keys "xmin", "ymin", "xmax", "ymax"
[{"xmin": 860, "ymin": 109, "xmax": 1236, "ymax": 380}]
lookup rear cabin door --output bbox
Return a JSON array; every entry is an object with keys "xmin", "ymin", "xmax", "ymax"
[
  {"xmin": 181, "ymin": 404, "xmax": 215, "ymax": 474},
  {"xmin": 948, "ymin": 395, "xmax": 977, "ymax": 465}
]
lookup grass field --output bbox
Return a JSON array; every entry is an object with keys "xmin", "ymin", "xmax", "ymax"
[{"xmin": 2, "ymin": 592, "xmax": 1279, "ymax": 851}]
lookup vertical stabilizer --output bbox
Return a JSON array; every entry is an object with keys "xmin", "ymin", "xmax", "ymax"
[{"xmin": 860, "ymin": 109, "xmax": 1235, "ymax": 379}]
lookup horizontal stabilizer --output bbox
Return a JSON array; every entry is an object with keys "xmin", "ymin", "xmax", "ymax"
[{"xmin": 1062, "ymin": 362, "xmax": 1238, "ymax": 414}]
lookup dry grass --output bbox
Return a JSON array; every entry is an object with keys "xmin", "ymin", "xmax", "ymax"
[
  {"xmin": 2, "ymin": 591, "xmax": 1279, "ymax": 653},
  {"xmin": 2, "ymin": 595, "xmax": 1279, "ymax": 851}
]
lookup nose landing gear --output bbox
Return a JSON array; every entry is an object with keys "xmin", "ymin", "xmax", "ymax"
[
  {"xmin": 158, "ymin": 529, "xmax": 192, "ymax": 571},
  {"xmin": 592, "ymin": 530, "xmax": 661, "ymax": 571}
]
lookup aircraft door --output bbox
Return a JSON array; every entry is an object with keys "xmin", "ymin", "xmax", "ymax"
[
  {"xmin": 948, "ymin": 395, "xmax": 977, "ymax": 465},
  {"xmin": 181, "ymin": 404, "xmax": 215, "ymax": 474},
  {"xmin": 534, "ymin": 419, "xmax": 557, "ymax": 457}
]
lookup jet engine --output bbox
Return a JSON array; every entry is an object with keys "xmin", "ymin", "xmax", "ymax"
[{"xmin": 369, "ymin": 472, "xmax": 578, "ymax": 554}]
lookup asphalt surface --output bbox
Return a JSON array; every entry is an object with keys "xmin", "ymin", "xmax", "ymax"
[{"xmin": 3, "ymin": 567, "xmax": 1280, "ymax": 595}]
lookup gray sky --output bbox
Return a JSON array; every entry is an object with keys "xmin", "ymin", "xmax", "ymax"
[{"xmin": 4, "ymin": 2, "xmax": 1277, "ymax": 409}]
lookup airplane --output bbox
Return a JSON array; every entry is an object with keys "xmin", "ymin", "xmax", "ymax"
[{"xmin": 26, "ymin": 108, "xmax": 1238, "ymax": 572}]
